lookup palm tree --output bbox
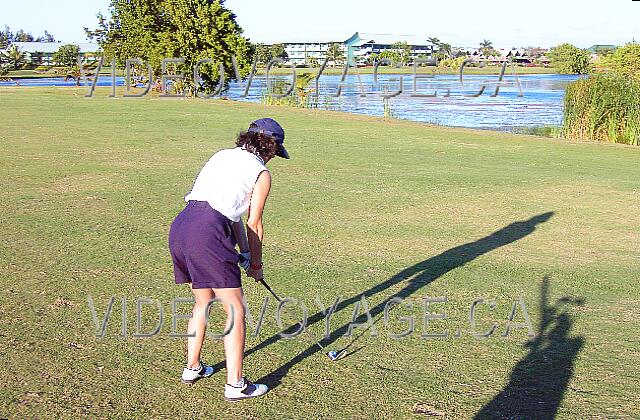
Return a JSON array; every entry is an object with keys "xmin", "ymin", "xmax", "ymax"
[
  {"xmin": 427, "ymin": 37, "xmax": 441, "ymax": 57},
  {"xmin": 326, "ymin": 43, "xmax": 345, "ymax": 67},
  {"xmin": 294, "ymin": 72, "xmax": 316, "ymax": 107},
  {"xmin": 427, "ymin": 37, "xmax": 441, "ymax": 47},
  {"xmin": 1, "ymin": 45, "xmax": 27, "ymax": 70},
  {"xmin": 480, "ymin": 39, "xmax": 493, "ymax": 49},
  {"xmin": 438, "ymin": 43, "xmax": 453, "ymax": 60},
  {"xmin": 479, "ymin": 39, "xmax": 494, "ymax": 56}
]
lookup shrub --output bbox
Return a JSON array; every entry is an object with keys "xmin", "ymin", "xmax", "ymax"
[
  {"xmin": 564, "ymin": 74, "xmax": 640, "ymax": 145},
  {"xmin": 597, "ymin": 42, "xmax": 640, "ymax": 82},
  {"xmin": 548, "ymin": 44, "xmax": 591, "ymax": 74},
  {"xmin": 439, "ymin": 56, "xmax": 467, "ymax": 69}
]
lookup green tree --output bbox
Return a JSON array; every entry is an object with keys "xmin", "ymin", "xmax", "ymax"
[
  {"xmin": 366, "ymin": 52, "xmax": 379, "ymax": 65},
  {"xmin": 85, "ymin": 0, "xmax": 252, "ymax": 96},
  {"xmin": 0, "ymin": 45, "xmax": 27, "ymax": 70},
  {"xmin": 392, "ymin": 41, "xmax": 413, "ymax": 66},
  {"xmin": 379, "ymin": 48, "xmax": 401, "ymax": 65},
  {"xmin": 479, "ymin": 39, "xmax": 496, "ymax": 56},
  {"xmin": 548, "ymin": 43, "xmax": 592, "ymax": 74},
  {"xmin": 35, "ymin": 30, "xmax": 56, "ymax": 43},
  {"xmin": 270, "ymin": 44, "xmax": 288, "ymax": 61},
  {"xmin": 427, "ymin": 37, "xmax": 454, "ymax": 61},
  {"xmin": 53, "ymin": 44, "xmax": 80, "ymax": 67},
  {"xmin": 14, "ymin": 29, "xmax": 34, "ymax": 42},
  {"xmin": 0, "ymin": 26, "xmax": 13, "ymax": 49},
  {"xmin": 480, "ymin": 39, "xmax": 492, "ymax": 48},
  {"xmin": 427, "ymin": 37, "xmax": 440, "ymax": 58},
  {"xmin": 252, "ymin": 43, "xmax": 272, "ymax": 65},
  {"xmin": 599, "ymin": 42, "xmax": 640, "ymax": 81},
  {"xmin": 31, "ymin": 51, "xmax": 45, "ymax": 66},
  {"xmin": 326, "ymin": 42, "xmax": 345, "ymax": 67},
  {"xmin": 434, "ymin": 42, "xmax": 453, "ymax": 61},
  {"xmin": 0, "ymin": 50, "xmax": 7, "ymax": 75}
]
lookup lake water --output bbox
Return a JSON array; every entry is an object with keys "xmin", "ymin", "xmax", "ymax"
[{"xmin": 2, "ymin": 73, "xmax": 582, "ymax": 131}]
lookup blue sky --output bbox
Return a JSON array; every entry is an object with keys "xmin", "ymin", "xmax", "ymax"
[{"xmin": 2, "ymin": 0, "xmax": 638, "ymax": 48}]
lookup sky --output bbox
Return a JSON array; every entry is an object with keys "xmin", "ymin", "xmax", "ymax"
[{"xmin": 1, "ymin": 0, "xmax": 638, "ymax": 48}]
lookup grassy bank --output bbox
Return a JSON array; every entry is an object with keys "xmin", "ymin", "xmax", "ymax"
[
  {"xmin": 6, "ymin": 68, "xmax": 122, "ymax": 79},
  {"xmin": 0, "ymin": 87, "xmax": 638, "ymax": 418},
  {"xmin": 6, "ymin": 65, "xmax": 558, "ymax": 80}
]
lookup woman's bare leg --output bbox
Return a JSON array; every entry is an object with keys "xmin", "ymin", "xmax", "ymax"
[
  {"xmin": 187, "ymin": 285, "xmax": 215, "ymax": 368},
  {"xmin": 212, "ymin": 287, "xmax": 246, "ymax": 385}
]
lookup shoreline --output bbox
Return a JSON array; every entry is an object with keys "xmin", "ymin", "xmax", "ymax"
[{"xmin": 6, "ymin": 65, "xmax": 561, "ymax": 80}]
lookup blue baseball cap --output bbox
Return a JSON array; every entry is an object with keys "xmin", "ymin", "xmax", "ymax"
[{"xmin": 248, "ymin": 118, "xmax": 290, "ymax": 159}]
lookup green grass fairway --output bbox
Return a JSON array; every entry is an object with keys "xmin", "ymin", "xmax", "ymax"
[{"xmin": 1, "ymin": 87, "xmax": 638, "ymax": 418}]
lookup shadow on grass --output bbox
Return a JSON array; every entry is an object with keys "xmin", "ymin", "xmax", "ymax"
[
  {"xmin": 474, "ymin": 276, "xmax": 585, "ymax": 420},
  {"xmin": 212, "ymin": 212, "xmax": 554, "ymax": 389}
]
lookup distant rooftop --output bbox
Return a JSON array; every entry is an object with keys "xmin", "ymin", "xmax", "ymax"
[
  {"xmin": 586, "ymin": 44, "xmax": 617, "ymax": 52},
  {"xmin": 247, "ymin": 35, "xmax": 344, "ymax": 45},
  {"xmin": 346, "ymin": 32, "xmax": 432, "ymax": 47}
]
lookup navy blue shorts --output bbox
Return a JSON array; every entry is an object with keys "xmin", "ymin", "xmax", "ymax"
[{"xmin": 169, "ymin": 201, "xmax": 241, "ymax": 289}]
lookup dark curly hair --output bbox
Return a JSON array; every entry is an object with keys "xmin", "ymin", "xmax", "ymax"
[{"xmin": 235, "ymin": 131, "xmax": 278, "ymax": 162}]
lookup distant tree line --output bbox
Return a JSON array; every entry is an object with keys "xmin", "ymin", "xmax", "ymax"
[{"xmin": 0, "ymin": 25, "xmax": 56, "ymax": 48}]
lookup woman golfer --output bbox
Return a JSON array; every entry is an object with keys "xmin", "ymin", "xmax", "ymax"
[{"xmin": 169, "ymin": 118, "xmax": 289, "ymax": 401}]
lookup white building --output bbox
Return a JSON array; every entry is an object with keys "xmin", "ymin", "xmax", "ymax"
[
  {"xmin": 253, "ymin": 37, "xmax": 342, "ymax": 66},
  {"xmin": 344, "ymin": 32, "xmax": 435, "ymax": 66},
  {"xmin": 284, "ymin": 42, "xmax": 338, "ymax": 66},
  {"xmin": 258, "ymin": 32, "xmax": 435, "ymax": 67}
]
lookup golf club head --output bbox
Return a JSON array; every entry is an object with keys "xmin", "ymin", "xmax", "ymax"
[{"xmin": 327, "ymin": 349, "xmax": 348, "ymax": 362}]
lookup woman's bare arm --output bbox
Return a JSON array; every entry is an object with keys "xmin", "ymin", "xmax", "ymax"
[{"xmin": 246, "ymin": 170, "xmax": 271, "ymax": 280}]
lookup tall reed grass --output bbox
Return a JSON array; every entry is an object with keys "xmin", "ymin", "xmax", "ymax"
[{"xmin": 563, "ymin": 74, "xmax": 640, "ymax": 145}]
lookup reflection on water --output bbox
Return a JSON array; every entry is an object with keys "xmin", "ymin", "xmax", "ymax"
[{"xmin": 2, "ymin": 73, "xmax": 582, "ymax": 131}]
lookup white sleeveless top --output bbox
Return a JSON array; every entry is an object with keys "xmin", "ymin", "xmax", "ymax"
[{"xmin": 184, "ymin": 148, "xmax": 268, "ymax": 222}]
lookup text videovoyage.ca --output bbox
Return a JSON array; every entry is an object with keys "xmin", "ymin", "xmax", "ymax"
[
  {"xmin": 79, "ymin": 55, "xmax": 525, "ymax": 99},
  {"xmin": 88, "ymin": 294, "xmax": 536, "ymax": 340}
]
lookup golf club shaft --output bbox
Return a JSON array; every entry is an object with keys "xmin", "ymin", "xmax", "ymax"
[
  {"xmin": 258, "ymin": 279, "xmax": 282, "ymax": 302},
  {"xmin": 336, "ymin": 301, "xmax": 389, "ymax": 353},
  {"xmin": 257, "ymin": 278, "xmax": 327, "ymax": 352}
]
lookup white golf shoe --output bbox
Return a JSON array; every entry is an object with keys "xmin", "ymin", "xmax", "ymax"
[
  {"xmin": 181, "ymin": 361, "xmax": 215, "ymax": 385},
  {"xmin": 224, "ymin": 377, "xmax": 269, "ymax": 402}
]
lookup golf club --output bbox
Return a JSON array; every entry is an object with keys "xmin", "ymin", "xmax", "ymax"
[
  {"xmin": 257, "ymin": 278, "xmax": 343, "ymax": 362},
  {"xmin": 325, "ymin": 298, "xmax": 392, "ymax": 361}
]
